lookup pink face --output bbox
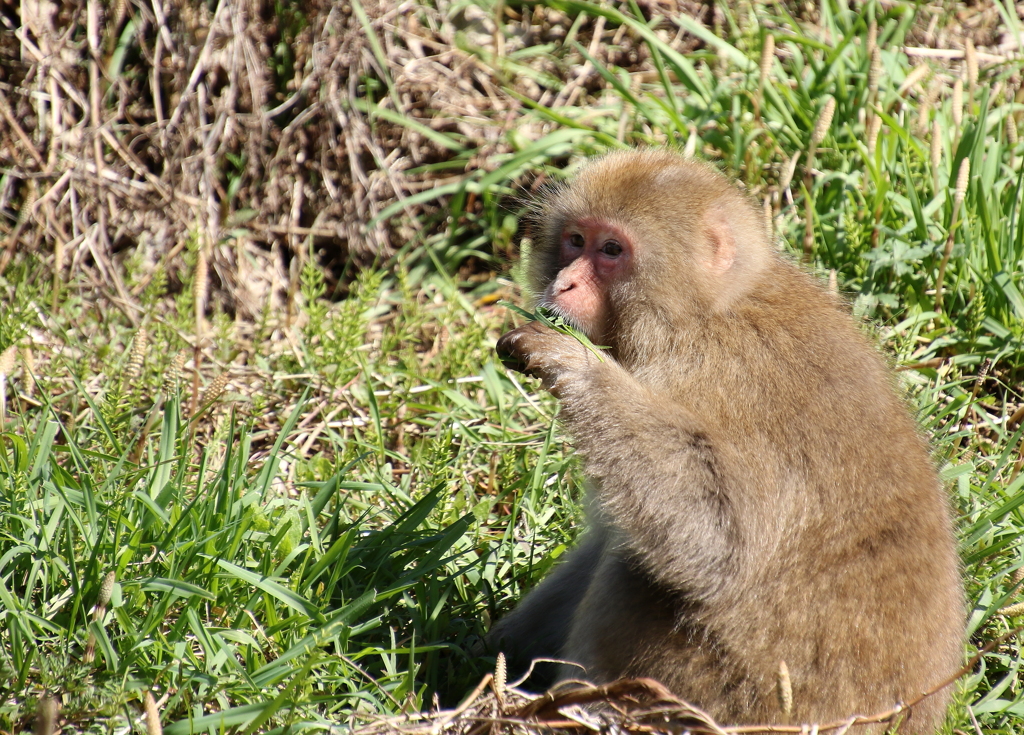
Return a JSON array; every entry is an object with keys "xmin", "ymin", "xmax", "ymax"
[{"xmin": 541, "ymin": 218, "xmax": 633, "ymax": 342}]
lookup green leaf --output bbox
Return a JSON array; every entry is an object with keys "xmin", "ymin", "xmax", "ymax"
[{"xmin": 213, "ymin": 559, "xmax": 322, "ymax": 621}]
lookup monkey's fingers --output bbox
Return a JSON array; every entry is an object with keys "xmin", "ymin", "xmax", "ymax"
[
  {"xmin": 499, "ymin": 354, "xmax": 530, "ymax": 374},
  {"xmin": 497, "ymin": 323, "xmax": 553, "ymax": 374},
  {"xmin": 496, "ymin": 330, "xmax": 531, "ymax": 374}
]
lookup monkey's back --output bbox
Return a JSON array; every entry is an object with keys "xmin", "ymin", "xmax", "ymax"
[{"xmin": 643, "ymin": 260, "xmax": 963, "ymax": 729}]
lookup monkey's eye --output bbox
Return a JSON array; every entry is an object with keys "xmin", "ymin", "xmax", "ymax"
[
  {"xmin": 601, "ymin": 240, "xmax": 623, "ymax": 257},
  {"xmin": 568, "ymin": 233, "xmax": 585, "ymax": 249}
]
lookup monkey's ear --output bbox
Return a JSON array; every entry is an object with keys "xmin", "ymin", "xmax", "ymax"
[{"xmin": 704, "ymin": 206, "xmax": 737, "ymax": 274}]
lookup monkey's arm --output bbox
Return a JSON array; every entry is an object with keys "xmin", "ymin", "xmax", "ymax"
[{"xmin": 497, "ymin": 323, "xmax": 739, "ymax": 599}]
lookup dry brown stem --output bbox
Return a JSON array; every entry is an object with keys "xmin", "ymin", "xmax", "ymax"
[
  {"xmin": 1, "ymin": 0, "xmax": 561, "ymax": 322},
  {"xmin": 348, "ymin": 628, "xmax": 1024, "ymax": 735}
]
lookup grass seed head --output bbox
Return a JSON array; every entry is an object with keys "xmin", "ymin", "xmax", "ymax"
[
  {"xmin": 779, "ymin": 151, "xmax": 801, "ymax": 194},
  {"xmin": 0, "ymin": 345, "xmax": 16, "ymax": 376},
  {"xmin": 900, "ymin": 63, "xmax": 930, "ymax": 97},
  {"xmin": 17, "ymin": 182, "xmax": 37, "ymax": 226},
  {"xmin": 494, "ymin": 650, "xmax": 507, "ymax": 708},
  {"xmin": 83, "ymin": 632, "xmax": 96, "ymax": 664},
  {"xmin": 1000, "ymin": 601, "xmax": 1024, "ymax": 617},
  {"xmin": 955, "ymin": 157, "xmax": 970, "ymax": 204},
  {"xmin": 494, "ymin": 650, "xmax": 506, "ymax": 689},
  {"xmin": 867, "ymin": 113, "xmax": 882, "ymax": 155},
  {"xmin": 127, "ymin": 328, "xmax": 148, "ymax": 379},
  {"xmin": 759, "ymin": 35, "xmax": 775, "ymax": 85},
  {"xmin": 1008, "ymin": 115, "xmax": 1019, "ymax": 146},
  {"xmin": 144, "ymin": 691, "xmax": 162, "ymax": 735},
  {"xmin": 162, "ymin": 349, "xmax": 189, "ymax": 393},
  {"xmin": 931, "ymin": 119, "xmax": 942, "ymax": 173},
  {"xmin": 202, "ymin": 372, "xmax": 230, "ymax": 404},
  {"xmin": 965, "ymin": 39, "xmax": 978, "ymax": 89},
  {"xmin": 868, "ymin": 46, "xmax": 883, "ymax": 97},
  {"xmin": 98, "ymin": 570, "xmax": 116, "ymax": 609},
  {"xmin": 812, "ymin": 97, "xmax": 836, "ymax": 146}
]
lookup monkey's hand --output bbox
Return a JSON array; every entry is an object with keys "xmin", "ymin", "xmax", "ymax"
[{"xmin": 496, "ymin": 322, "xmax": 596, "ymax": 395}]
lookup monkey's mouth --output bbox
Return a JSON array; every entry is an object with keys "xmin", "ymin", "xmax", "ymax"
[{"xmin": 538, "ymin": 302, "xmax": 590, "ymax": 337}]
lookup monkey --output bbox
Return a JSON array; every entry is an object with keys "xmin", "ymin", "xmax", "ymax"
[{"xmin": 487, "ymin": 150, "xmax": 964, "ymax": 732}]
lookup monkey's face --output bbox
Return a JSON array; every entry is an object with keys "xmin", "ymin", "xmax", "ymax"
[
  {"xmin": 529, "ymin": 151, "xmax": 772, "ymax": 360},
  {"xmin": 539, "ymin": 218, "xmax": 634, "ymax": 343}
]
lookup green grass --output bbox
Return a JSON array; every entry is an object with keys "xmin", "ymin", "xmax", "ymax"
[
  {"xmin": 0, "ymin": 263, "xmax": 577, "ymax": 727},
  {"xmin": 2, "ymin": 0, "xmax": 1024, "ymax": 733}
]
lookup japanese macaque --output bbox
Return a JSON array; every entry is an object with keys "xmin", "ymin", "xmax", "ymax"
[{"xmin": 488, "ymin": 150, "xmax": 963, "ymax": 732}]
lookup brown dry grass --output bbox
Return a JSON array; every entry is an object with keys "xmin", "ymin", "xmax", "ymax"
[
  {"xmin": 1, "ymin": 0, "xmax": 693, "ymax": 321},
  {"xmin": 345, "ymin": 630, "xmax": 1024, "ymax": 735},
  {"xmin": 1, "ymin": 0, "xmax": 1012, "ymax": 320},
  {"xmin": 5, "ymin": 0, "xmax": 490, "ymax": 317}
]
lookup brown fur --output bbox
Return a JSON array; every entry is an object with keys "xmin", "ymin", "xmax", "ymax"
[{"xmin": 488, "ymin": 151, "xmax": 963, "ymax": 731}]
